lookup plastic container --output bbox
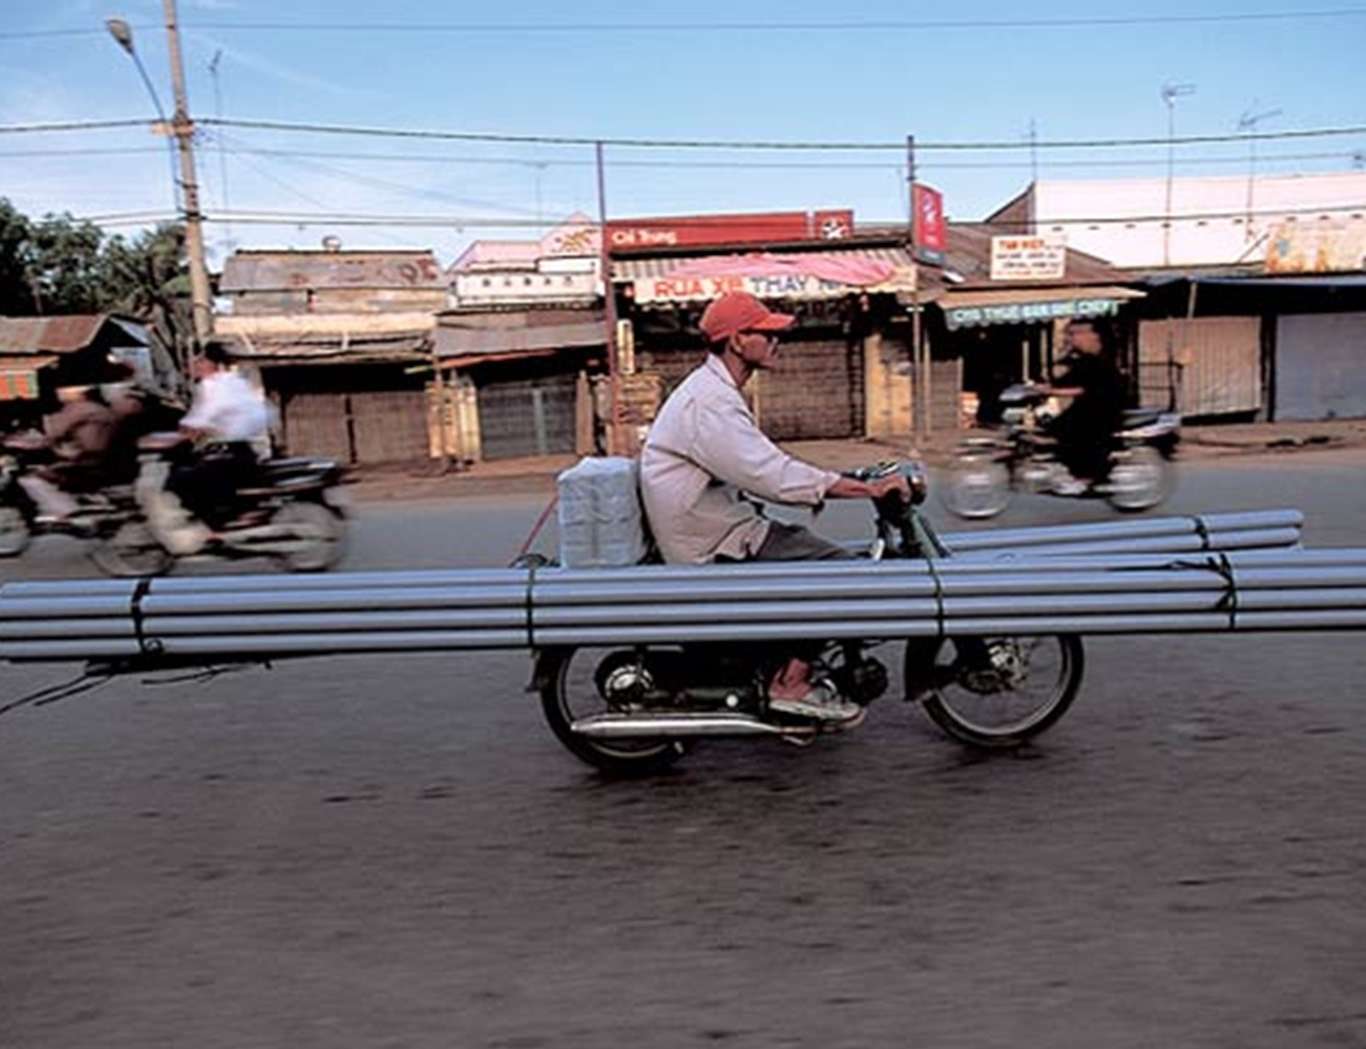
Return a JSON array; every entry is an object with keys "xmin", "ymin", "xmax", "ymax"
[{"xmin": 556, "ymin": 456, "xmax": 648, "ymax": 568}]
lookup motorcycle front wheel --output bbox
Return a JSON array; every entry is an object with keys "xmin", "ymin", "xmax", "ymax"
[
  {"xmin": 536, "ymin": 646, "xmax": 689, "ymax": 775},
  {"xmin": 939, "ymin": 454, "xmax": 1012, "ymax": 520},
  {"xmin": 0, "ymin": 503, "xmax": 31, "ymax": 557},
  {"xmin": 905, "ymin": 634, "xmax": 1084, "ymax": 748}
]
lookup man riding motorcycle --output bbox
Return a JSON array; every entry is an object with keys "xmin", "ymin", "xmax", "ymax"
[
  {"xmin": 14, "ymin": 370, "xmax": 145, "ymax": 526},
  {"xmin": 1037, "ymin": 317, "xmax": 1127, "ymax": 495},
  {"xmin": 152, "ymin": 343, "xmax": 270, "ymax": 554},
  {"xmin": 639, "ymin": 291, "xmax": 910, "ymax": 726}
]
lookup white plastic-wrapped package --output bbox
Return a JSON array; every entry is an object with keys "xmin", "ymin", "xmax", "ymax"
[{"xmin": 556, "ymin": 456, "xmax": 648, "ymax": 568}]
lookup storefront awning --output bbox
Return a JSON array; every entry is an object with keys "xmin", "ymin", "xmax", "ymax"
[
  {"xmin": 0, "ymin": 354, "xmax": 57, "ymax": 401},
  {"xmin": 941, "ymin": 285, "xmax": 1145, "ymax": 331},
  {"xmin": 615, "ymin": 247, "xmax": 917, "ymax": 305}
]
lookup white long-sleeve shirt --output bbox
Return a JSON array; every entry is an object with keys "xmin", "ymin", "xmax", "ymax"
[
  {"xmin": 640, "ymin": 354, "xmax": 840, "ymax": 564},
  {"xmin": 181, "ymin": 370, "xmax": 269, "ymax": 443}
]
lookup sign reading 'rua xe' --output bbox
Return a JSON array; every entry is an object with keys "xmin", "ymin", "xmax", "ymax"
[{"xmin": 606, "ymin": 210, "xmax": 854, "ymax": 250}]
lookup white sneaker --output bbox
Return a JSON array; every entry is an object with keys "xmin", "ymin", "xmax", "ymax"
[
  {"xmin": 1052, "ymin": 477, "xmax": 1089, "ymax": 496},
  {"xmin": 768, "ymin": 682, "xmax": 863, "ymax": 723}
]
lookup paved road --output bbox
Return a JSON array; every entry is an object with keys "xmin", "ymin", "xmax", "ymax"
[{"xmin": 3, "ymin": 450, "xmax": 1364, "ymax": 1049}]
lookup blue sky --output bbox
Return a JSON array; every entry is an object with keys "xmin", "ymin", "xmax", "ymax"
[{"xmin": 2, "ymin": 0, "xmax": 1364, "ymax": 266}]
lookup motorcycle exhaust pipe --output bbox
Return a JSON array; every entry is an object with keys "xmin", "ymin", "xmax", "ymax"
[{"xmin": 570, "ymin": 712, "xmax": 812, "ymax": 739}]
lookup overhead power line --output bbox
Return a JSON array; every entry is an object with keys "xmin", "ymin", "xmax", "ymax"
[
  {"xmin": 0, "ymin": 118, "xmax": 154, "ymax": 135},
  {"xmin": 3, "ymin": 143, "xmax": 1365, "ymax": 175},
  {"xmin": 6, "ymin": 141, "xmax": 1363, "ymax": 173},
  {"xmin": 174, "ymin": 202, "xmax": 1366, "ymax": 230},
  {"xmin": 6, "ymin": 8, "xmax": 1366, "ymax": 39},
  {"xmin": 202, "ymin": 117, "xmax": 1366, "ymax": 152},
  {"xmin": 3, "ymin": 115, "xmax": 1363, "ymax": 153}
]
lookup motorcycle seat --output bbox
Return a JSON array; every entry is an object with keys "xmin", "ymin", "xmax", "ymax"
[
  {"xmin": 1121, "ymin": 407, "xmax": 1165, "ymax": 428},
  {"xmin": 256, "ymin": 458, "xmax": 340, "ymax": 486}
]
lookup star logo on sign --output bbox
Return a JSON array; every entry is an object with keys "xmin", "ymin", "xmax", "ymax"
[{"xmin": 821, "ymin": 218, "xmax": 850, "ymax": 239}]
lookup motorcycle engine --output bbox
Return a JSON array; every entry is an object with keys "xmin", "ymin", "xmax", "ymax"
[{"xmin": 828, "ymin": 656, "xmax": 889, "ymax": 706}]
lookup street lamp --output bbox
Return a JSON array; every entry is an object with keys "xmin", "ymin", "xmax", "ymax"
[
  {"xmin": 1161, "ymin": 81, "xmax": 1196, "ymax": 267},
  {"xmin": 105, "ymin": 3, "xmax": 213, "ymax": 350},
  {"xmin": 105, "ymin": 18, "xmax": 181, "ymax": 211}
]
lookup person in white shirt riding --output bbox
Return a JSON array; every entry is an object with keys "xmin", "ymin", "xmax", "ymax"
[
  {"xmin": 166, "ymin": 343, "xmax": 270, "ymax": 536},
  {"xmin": 640, "ymin": 291, "xmax": 910, "ymax": 725}
]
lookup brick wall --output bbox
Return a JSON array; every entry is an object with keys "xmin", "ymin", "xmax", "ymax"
[{"xmin": 636, "ymin": 335, "xmax": 863, "ymax": 440}]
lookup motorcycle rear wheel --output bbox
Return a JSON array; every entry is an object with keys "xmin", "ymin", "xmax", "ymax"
[
  {"xmin": 939, "ymin": 454, "xmax": 1012, "ymax": 520},
  {"xmin": 273, "ymin": 500, "xmax": 347, "ymax": 572},
  {"xmin": 906, "ymin": 634, "xmax": 1084, "ymax": 748},
  {"xmin": 536, "ymin": 646, "xmax": 689, "ymax": 775},
  {"xmin": 0, "ymin": 504, "xmax": 31, "ymax": 557},
  {"xmin": 89, "ymin": 520, "xmax": 173, "ymax": 577},
  {"xmin": 1106, "ymin": 446, "xmax": 1173, "ymax": 513}
]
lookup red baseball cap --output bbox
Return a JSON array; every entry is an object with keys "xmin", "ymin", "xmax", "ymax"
[{"xmin": 698, "ymin": 291, "xmax": 794, "ymax": 343}]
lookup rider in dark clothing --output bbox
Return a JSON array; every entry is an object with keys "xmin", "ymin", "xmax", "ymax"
[{"xmin": 1045, "ymin": 318, "xmax": 1127, "ymax": 490}]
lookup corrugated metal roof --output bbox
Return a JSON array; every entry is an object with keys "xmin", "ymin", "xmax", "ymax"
[
  {"xmin": 612, "ymin": 246, "xmax": 914, "ymax": 282},
  {"xmin": 855, "ymin": 223, "xmax": 1131, "ymax": 288},
  {"xmin": 942, "ymin": 285, "xmax": 1145, "ymax": 309},
  {"xmin": 434, "ymin": 320, "xmax": 605, "ymax": 358},
  {"xmin": 0, "ymin": 315, "xmax": 109, "ymax": 354},
  {"xmin": 0, "ymin": 353, "xmax": 59, "ymax": 369},
  {"xmin": 221, "ymin": 251, "xmax": 446, "ymax": 292},
  {"xmin": 224, "ymin": 330, "xmax": 431, "ymax": 361}
]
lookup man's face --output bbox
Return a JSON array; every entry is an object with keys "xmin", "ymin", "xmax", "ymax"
[
  {"xmin": 191, "ymin": 356, "xmax": 216, "ymax": 381},
  {"xmin": 730, "ymin": 329, "xmax": 781, "ymax": 370},
  {"xmin": 1065, "ymin": 323, "xmax": 1102, "ymax": 355}
]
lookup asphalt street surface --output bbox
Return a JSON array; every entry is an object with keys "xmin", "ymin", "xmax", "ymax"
[{"xmin": 3, "ymin": 449, "xmax": 1365, "ymax": 1049}]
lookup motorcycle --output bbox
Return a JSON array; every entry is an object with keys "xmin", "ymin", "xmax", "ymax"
[
  {"xmin": 941, "ymin": 383, "xmax": 1181, "ymax": 520},
  {"xmin": 0, "ymin": 432, "xmax": 146, "ymax": 560},
  {"xmin": 529, "ymin": 461, "xmax": 1085, "ymax": 775},
  {"xmin": 87, "ymin": 433, "xmax": 351, "ymax": 576}
]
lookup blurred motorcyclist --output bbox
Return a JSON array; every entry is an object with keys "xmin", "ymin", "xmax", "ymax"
[
  {"xmin": 1038, "ymin": 318, "xmax": 1127, "ymax": 495},
  {"xmin": 155, "ymin": 344, "xmax": 269, "ymax": 552},
  {"xmin": 14, "ymin": 369, "xmax": 146, "ymax": 524}
]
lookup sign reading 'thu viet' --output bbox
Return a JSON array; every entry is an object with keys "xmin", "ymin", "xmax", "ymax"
[{"xmin": 989, "ymin": 234, "xmax": 1067, "ymax": 281}]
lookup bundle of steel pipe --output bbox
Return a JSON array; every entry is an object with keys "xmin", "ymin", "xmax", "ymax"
[
  {"xmin": 840, "ymin": 508, "xmax": 1304, "ymax": 559},
  {"xmin": 4, "ymin": 543, "xmax": 1364, "ymax": 664}
]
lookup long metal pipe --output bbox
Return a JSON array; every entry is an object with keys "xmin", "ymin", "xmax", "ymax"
[
  {"xmin": 8, "ymin": 552, "xmax": 1366, "ymax": 628},
  {"xmin": 939, "ymin": 509, "xmax": 1303, "ymax": 550}
]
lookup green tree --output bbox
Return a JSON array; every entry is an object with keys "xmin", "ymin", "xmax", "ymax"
[
  {"xmin": 25, "ymin": 212, "xmax": 107, "ymax": 314},
  {"xmin": 101, "ymin": 223, "xmax": 194, "ymax": 375},
  {"xmin": 0, "ymin": 199, "xmax": 36, "ymax": 315},
  {"xmin": 0, "ymin": 198, "xmax": 192, "ymax": 379}
]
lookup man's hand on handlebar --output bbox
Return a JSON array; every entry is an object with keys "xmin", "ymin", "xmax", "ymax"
[{"xmin": 827, "ymin": 472, "xmax": 912, "ymax": 503}]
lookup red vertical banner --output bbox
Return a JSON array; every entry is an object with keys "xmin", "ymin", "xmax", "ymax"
[{"xmin": 912, "ymin": 183, "xmax": 947, "ymax": 264}]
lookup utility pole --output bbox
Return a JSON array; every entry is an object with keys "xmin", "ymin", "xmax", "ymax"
[
  {"xmin": 595, "ymin": 141, "xmax": 622, "ymax": 456},
  {"xmin": 907, "ymin": 134, "xmax": 927, "ymax": 445},
  {"xmin": 163, "ymin": 0, "xmax": 213, "ymax": 347},
  {"xmin": 208, "ymin": 49, "xmax": 235, "ymax": 255},
  {"xmin": 1028, "ymin": 118, "xmax": 1039, "ymax": 187},
  {"xmin": 1161, "ymin": 81, "xmax": 1196, "ymax": 268},
  {"xmin": 1237, "ymin": 102, "xmax": 1282, "ymax": 240}
]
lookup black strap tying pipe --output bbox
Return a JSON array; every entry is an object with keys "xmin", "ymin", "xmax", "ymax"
[
  {"xmin": 130, "ymin": 577, "xmax": 163, "ymax": 656},
  {"xmin": 1190, "ymin": 514, "xmax": 1213, "ymax": 550},
  {"xmin": 524, "ymin": 562, "xmax": 537, "ymax": 650}
]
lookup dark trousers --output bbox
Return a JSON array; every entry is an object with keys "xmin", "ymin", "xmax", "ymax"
[
  {"xmin": 750, "ymin": 521, "xmax": 855, "ymax": 668},
  {"xmin": 167, "ymin": 442, "xmax": 258, "ymax": 528},
  {"xmin": 751, "ymin": 521, "xmax": 854, "ymax": 562},
  {"xmin": 1052, "ymin": 408, "xmax": 1114, "ymax": 481}
]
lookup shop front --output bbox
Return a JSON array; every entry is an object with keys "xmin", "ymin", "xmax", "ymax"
[
  {"xmin": 931, "ymin": 285, "xmax": 1145, "ymax": 427},
  {"xmin": 613, "ymin": 241, "xmax": 919, "ymax": 441}
]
